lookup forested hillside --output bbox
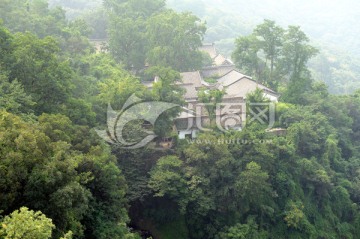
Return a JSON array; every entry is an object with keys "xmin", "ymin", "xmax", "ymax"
[
  {"xmin": 167, "ymin": 0, "xmax": 360, "ymax": 94},
  {"xmin": 1, "ymin": 1, "xmax": 360, "ymax": 239},
  {"xmin": 47, "ymin": 0, "xmax": 360, "ymax": 94}
]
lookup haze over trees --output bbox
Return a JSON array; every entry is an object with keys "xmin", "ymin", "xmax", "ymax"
[
  {"xmin": 1, "ymin": 0, "xmax": 360, "ymax": 239},
  {"xmin": 167, "ymin": 0, "xmax": 360, "ymax": 94},
  {"xmin": 104, "ymin": 0, "xmax": 207, "ymax": 72}
]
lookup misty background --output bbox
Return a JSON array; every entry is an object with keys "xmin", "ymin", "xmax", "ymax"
[{"xmin": 49, "ymin": 0, "xmax": 360, "ymax": 94}]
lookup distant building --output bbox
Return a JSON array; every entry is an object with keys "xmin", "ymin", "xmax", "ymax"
[
  {"xmin": 145, "ymin": 43, "xmax": 279, "ymax": 139},
  {"xmin": 199, "ymin": 43, "xmax": 234, "ymax": 66},
  {"xmin": 89, "ymin": 39, "xmax": 108, "ymax": 53},
  {"xmin": 216, "ymin": 69, "xmax": 278, "ymax": 102},
  {"xmin": 201, "ymin": 64, "xmax": 236, "ymax": 78}
]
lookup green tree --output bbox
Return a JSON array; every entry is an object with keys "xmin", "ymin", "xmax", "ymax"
[
  {"xmin": 0, "ymin": 111, "xmax": 137, "ymax": 238},
  {"xmin": 232, "ymin": 35, "xmax": 262, "ymax": 80},
  {"xmin": 80, "ymin": 146, "xmax": 138, "ymax": 239},
  {"xmin": 0, "ymin": 73, "xmax": 35, "ymax": 114},
  {"xmin": 9, "ymin": 33, "xmax": 72, "ymax": 114},
  {"xmin": 149, "ymin": 156, "xmax": 188, "ymax": 211},
  {"xmin": 284, "ymin": 201, "xmax": 307, "ymax": 230},
  {"xmin": 254, "ymin": 19, "xmax": 284, "ymax": 86},
  {"xmin": 105, "ymin": 0, "xmax": 165, "ymax": 72},
  {"xmin": 283, "ymin": 107, "xmax": 334, "ymax": 157},
  {"xmin": 149, "ymin": 133, "xmax": 237, "ymax": 238},
  {"xmin": 280, "ymin": 26, "xmax": 318, "ymax": 103},
  {"xmin": 216, "ymin": 217, "xmax": 268, "ymax": 239},
  {"xmin": 198, "ymin": 88, "xmax": 225, "ymax": 123},
  {"xmin": 107, "ymin": 17, "xmax": 147, "ymax": 71},
  {"xmin": 146, "ymin": 10, "xmax": 206, "ymax": 71},
  {"xmin": 232, "ymin": 21, "xmax": 317, "ymax": 93},
  {"xmin": 0, "ymin": 0, "xmax": 66, "ymax": 38},
  {"xmin": 146, "ymin": 66, "xmax": 184, "ymax": 137},
  {"xmin": 60, "ymin": 19, "xmax": 93, "ymax": 56},
  {"xmin": 0, "ymin": 24, "xmax": 14, "ymax": 70},
  {"xmin": 0, "ymin": 207, "xmax": 55, "ymax": 239},
  {"xmin": 280, "ymin": 26, "xmax": 318, "ymax": 81},
  {"xmin": 235, "ymin": 162, "xmax": 273, "ymax": 212}
]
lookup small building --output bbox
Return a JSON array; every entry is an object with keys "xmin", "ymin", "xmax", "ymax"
[
  {"xmin": 201, "ymin": 65, "xmax": 236, "ymax": 78},
  {"xmin": 199, "ymin": 43, "xmax": 234, "ymax": 66},
  {"xmin": 89, "ymin": 39, "xmax": 108, "ymax": 53},
  {"xmin": 144, "ymin": 43, "xmax": 279, "ymax": 139},
  {"xmin": 266, "ymin": 128, "xmax": 287, "ymax": 136},
  {"xmin": 217, "ymin": 69, "xmax": 279, "ymax": 102}
]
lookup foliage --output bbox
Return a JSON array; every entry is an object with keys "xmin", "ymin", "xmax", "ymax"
[
  {"xmin": 106, "ymin": 0, "xmax": 206, "ymax": 72},
  {"xmin": 0, "ymin": 0, "xmax": 66, "ymax": 38},
  {"xmin": 198, "ymin": 88, "xmax": 224, "ymax": 123},
  {"xmin": 0, "ymin": 207, "xmax": 55, "ymax": 239},
  {"xmin": 146, "ymin": 10, "xmax": 206, "ymax": 71},
  {"xmin": 9, "ymin": 33, "xmax": 73, "ymax": 114},
  {"xmin": 216, "ymin": 217, "xmax": 268, "ymax": 239},
  {"xmin": 0, "ymin": 111, "xmax": 138, "ymax": 238},
  {"xmin": 2, "ymin": 1, "xmax": 360, "ymax": 239},
  {"xmin": 168, "ymin": 0, "xmax": 360, "ymax": 94},
  {"xmin": 232, "ymin": 20, "xmax": 318, "ymax": 99},
  {"xmin": 144, "ymin": 66, "xmax": 183, "ymax": 137},
  {"xmin": 0, "ymin": 73, "xmax": 35, "ymax": 115}
]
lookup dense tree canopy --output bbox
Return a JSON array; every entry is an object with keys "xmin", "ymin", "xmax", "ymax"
[
  {"xmin": 1, "ymin": 1, "xmax": 360, "ymax": 239},
  {"xmin": 232, "ymin": 20, "xmax": 318, "ymax": 101},
  {"xmin": 106, "ymin": 0, "xmax": 206, "ymax": 72}
]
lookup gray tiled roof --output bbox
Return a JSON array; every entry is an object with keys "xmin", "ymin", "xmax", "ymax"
[
  {"xmin": 201, "ymin": 65, "xmax": 235, "ymax": 78},
  {"xmin": 214, "ymin": 54, "xmax": 228, "ymax": 66},
  {"xmin": 217, "ymin": 70, "xmax": 278, "ymax": 98},
  {"xmin": 199, "ymin": 43, "xmax": 218, "ymax": 59},
  {"xmin": 217, "ymin": 70, "xmax": 248, "ymax": 86},
  {"xmin": 178, "ymin": 71, "xmax": 203, "ymax": 100}
]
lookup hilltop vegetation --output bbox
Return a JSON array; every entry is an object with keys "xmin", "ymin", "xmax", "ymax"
[
  {"xmin": 167, "ymin": 0, "xmax": 360, "ymax": 94},
  {"xmin": 1, "ymin": 1, "xmax": 360, "ymax": 239}
]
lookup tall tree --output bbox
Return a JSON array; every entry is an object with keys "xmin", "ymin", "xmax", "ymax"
[
  {"xmin": 0, "ymin": 111, "xmax": 139, "ymax": 238},
  {"xmin": 232, "ymin": 35, "xmax": 262, "ymax": 80},
  {"xmin": 254, "ymin": 20, "xmax": 284, "ymax": 86},
  {"xmin": 232, "ymin": 20, "xmax": 318, "ymax": 94},
  {"xmin": 146, "ymin": 10, "xmax": 206, "ymax": 71},
  {"xmin": 105, "ymin": 0, "xmax": 165, "ymax": 72},
  {"xmin": 280, "ymin": 26, "xmax": 318, "ymax": 80},
  {"xmin": 235, "ymin": 162, "xmax": 273, "ymax": 212},
  {"xmin": 281, "ymin": 26, "xmax": 318, "ymax": 103},
  {"xmin": 107, "ymin": 17, "xmax": 147, "ymax": 72},
  {"xmin": 9, "ymin": 33, "xmax": 72, "ymax": 114}
]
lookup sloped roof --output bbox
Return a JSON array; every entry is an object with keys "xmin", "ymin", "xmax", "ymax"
[
  {"xmin": 217, "ymin": 70, "xmax": 249, "ymax": 86},
  {"xmin": 143, "ymin": 67, "xmax": 278, "ymax": 109},
  {"xmin": 214, "ymin": 54, "xmax": 228, "ymax": 66},
  {"xmin": 179, "ymin": 71, "xmax": 202, "ymax": 85},
  {"xmin": 178, "ymin": 71, "xmax": 203, "ymax": 100},
  {"xmin": 217, "ymin": 69, "xmax": 278, "ymax": 98},
  {"xmin": 201, "ymin": 65, "xmax": 235, "ymax": 78},
  {"xmin": 199, "ymin": 43, "xmax": 218, "ymax": 59}
]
